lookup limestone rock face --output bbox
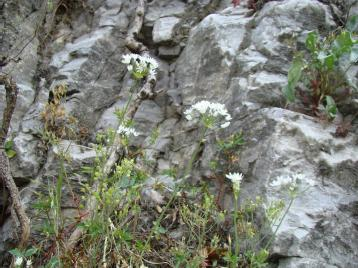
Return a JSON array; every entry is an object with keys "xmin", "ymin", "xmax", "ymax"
[
  {"xmin": 0, "ymin": 0, "xmax": 357, "ymax": 266},
  {"xmin": 153, "ymin": 17, "xmax": 181, "ymax": 44},
  {"xmin": 235, "ymin": 108, "xmax": 358, "ymax": 268}
]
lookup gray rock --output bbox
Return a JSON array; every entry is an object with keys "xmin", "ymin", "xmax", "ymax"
[
  {"xmin": 232, "ymin": 108, "xmax": 358, "ymax": 267},
  {"xmin": 133, "ymin": 100, "xmax": 165, "ymax": 136},
  {"xmin": 175, "ymin": 12, "xmax": 253, "ymax": 106},
  {"xmin": 11, "ymin": 133, "xmax": 44, "ymax": 181},
  {"xmin": 158, "ymin": 46, "xmax": 182, "ymax": 59},
  {"xmin": 153, "ymin": 17, "xmax": 181, "ymax": 44},
  {"xmin": 1, "ymin": 0, "xmax": 358, "ymax": 267},
  {"xmin": 145, "ymin": 0, "xmax": 186, "ymax": 27},
  {"xmin": 278, "ymin": 257, "xmax": 338, "ymax": 268}
]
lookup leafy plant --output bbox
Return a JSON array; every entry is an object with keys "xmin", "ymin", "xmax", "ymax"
[
  {"xmin": 40, "ymin": 84, "xmax": 79, "ymax": 143},
  {"xmin": 283, "ymin": 18, "xmax": 358, "ymax": 118},
  {"xmin": 9, "ymin": 247, "xmax": 37, "ymax": 267},
  {"xmin": 4, "ymin": 139, "xmax": 16, "ymax": 158}
]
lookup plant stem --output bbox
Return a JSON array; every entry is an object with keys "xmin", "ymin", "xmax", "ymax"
[
  {"xmin": 142, "ymin": 126, "xmax": 208, "ymax": 257},
  {"xmin": 233, "ymin": 194, "xmax": 240, "ymax": 263},
  {"xmin": 264, "ymin": 197, "xmax": 294, "ymax": 250}
]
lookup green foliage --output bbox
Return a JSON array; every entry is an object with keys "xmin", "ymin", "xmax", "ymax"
[
  {"xmin": 23, "ymin": 53, "xmax": 297, "ymax": 268},
  {"xmin": 217, "ymin": 132, "xmax": 244, "ymax": 151},
  {"xmin": 283, "ymin": 53, "xmax": 304, "ymax": 102},
  {"xmin": 324, "ymin": 95, "xmax": 337, "ymax": 119},
  {"xmin": 4, "ymin": 140, "xmax": 16, "ymax": 158},
  {"xmin": 283, "ymin": 21, "xmax": 358, "ymax": 118}
]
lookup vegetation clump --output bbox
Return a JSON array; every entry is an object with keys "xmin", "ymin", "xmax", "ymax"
[
  {"xmin": 283, "ymin": 15, "xmax": 358, "ymax": 119},
  {"xmin": 5, "ymin": 53, "xmax": 301, "ymax": 268}
]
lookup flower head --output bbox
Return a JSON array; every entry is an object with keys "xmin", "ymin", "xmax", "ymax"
[
  {"xmin": 117, "ymin": 125, "xmax": 139, "ymax": 137},
  {"xmin": 26, "ymin": 259, "xmax": 32, "ymax": 268},
  {"xmin": 15, "ymin": 257, "xmax": 23, "ymax": 266},
  {"xmin": 226, "ymin": 172, "xmax": 243, "ymax": 196},
  {"xmin": 184, "ymin": 101, "xmax": 231, "ymax": 129},
  {"xmin": 122, "ymin": 53, "xmax": 158, "ymax": 79}
]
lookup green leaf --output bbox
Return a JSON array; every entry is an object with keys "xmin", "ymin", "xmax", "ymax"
[
  {"xmin": 46, "ymin": 256, "xmax": 60, "ymax": 268},
  {"xmin": 5, "ymin": 140, "xmax": 14, "ymax": 150},
  {"xmin": 24, "ymin": 247, "xmax": 37, "ymax": 257},
  {"xmin": 156, "ymin": 225, "xmax": 167, "ymax": 234},
  {"xmin": 305, "ymin": 31, "xmax": 318, "ymax": 52},
  {"xmin": 325, "ymin": 96, "xmax": 337, "ymax": 119},
  {"xmin": 350, "ymin": 44, "xmax": 358, "ymax": 63},
  {"xmin": 317, "ymin": 52, "xmax": 335, "ymax": 70},
  {"xmin": 283, "ymin": 54, "xmax": 304, "ymax": 102},
  {"xmin": 324, "ymin": 54, "xmax": 335, "ymax": 70},
  {"xmin": 9, "ymin": 248, "xmax": 24, "ymax": 258},
  {"xmin": 346, "ymin": 15, "xmax": 358, "ymax": 33},
  {"xmin": 6, "ymin": 149, "xmax": 16, "ymax": 158},
  {"xmin": 332, "ymin": 31, "xmax": 354, "ymax": 57}
]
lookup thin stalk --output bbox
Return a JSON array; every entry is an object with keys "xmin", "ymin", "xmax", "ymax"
[
  {"xmin": 264, "ymin": 197, "xmax": 294, "ymax": 250},
  {"xmin": 233, "ymin": 194, "xmax": 240, "ymax": 261},
  {"xmin": 142, "ymin": 126, "xmax": 208, "ymax": 257},
  {"xmin": 198, "ymin": 205, "xmax": 209, "ymax": 250}
]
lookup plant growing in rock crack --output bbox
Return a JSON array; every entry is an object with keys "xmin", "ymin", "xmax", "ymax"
[
  {"xmin": 40, "ymin": 84, "xmax": 79, "ymax": 144},
  {"xmin": 283, "ymin": 15, "xmax": 358, "ymax": 119}
]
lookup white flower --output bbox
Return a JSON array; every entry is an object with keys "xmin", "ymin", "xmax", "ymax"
[
  {"xmin": 270, "ymin": 173, "xmax": 315, "ymax": 191},
  {"xmin": 270, "ymin": 175, "xmax": 290, "ymax": 188},
  {"xmin": 226, "ymin": 172, "xmax": 243, "ymax": 194},
  {"xmin": 26, "ymin": 259, "xmax": 32, "ymax": 268},
  {"xmin": 144, "ymin": 55, "xmax": 159, "ymax": 69},
  {"xmin": 184, "ymin": 100, "xmax": 231, "ymax": 129},
  {"xmin": 117, "ymin": 125, "xmax": 139, "ymax": 137},
  {"xmin": 15, "ymin": 257, "xmax": 23, "ymax": 266},
  {"xmin": 122, "ymin": 53, "xmax": 158, "ymax": 79}
]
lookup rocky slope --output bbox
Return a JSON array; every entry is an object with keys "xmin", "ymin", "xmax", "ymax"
[{"xmin": 0, "ymin": 0, "xmax": 357, "ymax": 267}]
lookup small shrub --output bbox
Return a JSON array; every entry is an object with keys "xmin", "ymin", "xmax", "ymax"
[
  {"xmin": 283, "ymin": 16, "xmax": 358, "ymax": 119},
  {"xmin": 40, "ymin": 84, "xmax": 79, "ymax": 143}
]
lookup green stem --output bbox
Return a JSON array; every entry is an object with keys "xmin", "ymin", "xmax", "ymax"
[
  {"xmin": 141, "ymin": 126, "xmax": 208, "ymax": 258},
  {"xmin": 198, "ymin": 199, "xmax": 210, "ymax": 250},
  {"xmin": 233, "ymin": 194, "xmax": 240, "ymax": 262},
  {"xmin": 141, "ymin": 184, "xmax": 181, "ymax": 256},
  {"xmin": 264, "ymin": 197, "xmax": 294, "ymax": 250}
]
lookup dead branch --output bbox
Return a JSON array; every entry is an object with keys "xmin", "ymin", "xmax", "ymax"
[
  {"xmin": 66, "ymin": 0, "xmax": 160, "ymax": 250},
  {"xmin": 0, "ymin": 75, "xmax": 30, "ymax": 248}
]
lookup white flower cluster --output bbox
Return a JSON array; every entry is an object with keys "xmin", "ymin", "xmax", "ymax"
[
  {"xmin": 14, "ymin": 257, "xmax": 32, "ymax": 267},
  {"xmin": 117, "ymin": 125, "xmax": 139, "ymax": 137},
  {"xmin": 226, "ymin": 172, "xmax": 243, "ymax": 194},
  {"xmin": 270, "ymin": 173, "xmax": 315, "ymax": 191},
  {"xmin": 184, "ymin": 100, "xmax": 232, "ymax": 128},
  {"xmin": 122, "ymin": 53, "xmax": 158, "ymax": 78}
]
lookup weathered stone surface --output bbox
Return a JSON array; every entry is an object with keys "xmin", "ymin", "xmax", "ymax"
[
  {"xmin": 158, "ymin": 46, "xmax": 182, "ymax": 59},
  {"xmin": 11, "ymin": 133, "xmax": 44, "ymax": 181},
  {"xmin": 153, "ymin": 16, "xmax": 181, "ymax": 44},
  {"xmin": 133, "ymin": 100, "xmax": 165, "ymax": 136},
  {"xmin": 145, "ymin": 0, "xmax": 187, "ymax": 27},
  {"xmin": 1, "ymin": 0, "xmax": 358, "ymax": 266},
  {"xmin": 231, "ymin": 108, "xmax": 358, "ymax": 268},
  {"xmin": 175, "ymin": 10, "xmax": 253, "ymax": 106}
]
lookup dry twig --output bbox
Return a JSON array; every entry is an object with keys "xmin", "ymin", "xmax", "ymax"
[{"xmin": 0, "ymin": 75, "xmax": 30, "ymax": 248}]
